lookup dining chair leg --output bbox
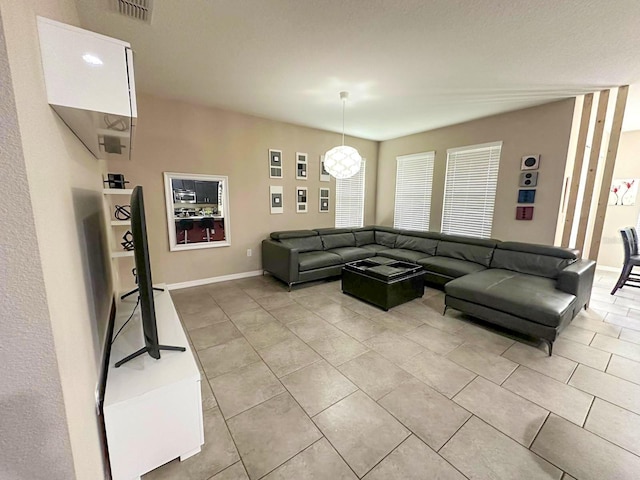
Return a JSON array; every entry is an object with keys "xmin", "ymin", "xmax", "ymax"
[{"xmin": 611, "ymin": 263, "xmax": 633, "ymax": 295}]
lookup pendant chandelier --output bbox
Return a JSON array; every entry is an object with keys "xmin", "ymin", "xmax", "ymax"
[{"xmin": 324, "ymin": 91, "xmax": 362, "ymax": 179}]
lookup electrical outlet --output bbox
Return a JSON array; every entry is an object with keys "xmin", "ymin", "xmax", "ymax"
[{"xmin": 247, "ymin": 249, "xmax": 252, "ymax": 257}]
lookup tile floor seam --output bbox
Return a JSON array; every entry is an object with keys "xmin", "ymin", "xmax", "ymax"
[
  {"xmin": 435, "ymin": 414, "xmax": 474, "ymax": 454},
  {"xmin": 204, "ymin": 460, "xmax": 244, "ymax": 480},
  {"xmin": 581, "ymin": 398, "xmax": 640, "ymax": 459},
  {"xmin": 355, "ymin": 429, "xmax": 413, "ymax": 478},
  {"xmin": 564, "ymin": 361, "xmax": 580, "ymax": 385},
  {"xmin": 498, "ymin": 362, "xmax": 521, "ymax": 386},
  {"xmin": 251, "ymin": 436, "xmax": 330, "ymax": 480},
  {"xmin": 526, "ymin": 410, "xmax": 550, "ymax": 449},
  {"xmin": 604, "ymin": 351, "xmax": 614, "ymax": 372},
  {"xmin": 451, "ymin": 380, "xmax": 551, "ymax": 449}
]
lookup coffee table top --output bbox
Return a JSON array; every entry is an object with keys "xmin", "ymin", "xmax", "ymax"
[{"xmin": 344, "ymin": 258, "xmax": 423, "ymax": 281}]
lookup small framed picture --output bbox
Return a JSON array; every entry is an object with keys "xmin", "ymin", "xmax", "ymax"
[
  {"xmin": 320, "ymin": 155, "xmax": 330, "ymax": 182},
  {"xmin": 269, "ymin": 149, "xmax": 283, "ymax": 178},
  {"xmin": 296, "ymin": 186, "xmax": 308, "ymax": 213},
  {"xmin": 296, "ymin": 152, "xmax": 308, "ymax": 180},
  {"xmin": 319, "ymin": 187, "xmax": 330, "ymax": 212},
  {"xmin": 517, "ymin": 189, "xmax": 536, "ymax": 204},
  {"xmin": 270, "ymin": 185, "xmax": 283, "ymax": 214}
]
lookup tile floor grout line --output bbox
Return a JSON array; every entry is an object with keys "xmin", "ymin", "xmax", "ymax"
[
  {"xmin": 204, "ymin": 460, "xmax": 246, "ymax": 480},
  {"xmin": 252, "ymin": 436, "xmax": 331, "ymax": 480},
  {"xmin": 499, "ymin": 363, "xmax": 520, "ymax": 386},
  {"xmin": 355, "ymin": 430, "xmax": 413, "ymax": 478},
  {"xmin": 527, "ymin": 411, "xmax": 550, "ymax": 449},
  {"xmin": 580, "ymin": 398, "xmax": 640, "ymax": 459},
  {"xmin": 436, "ymin": 414, "xmax": 474, "ymax": 454}
]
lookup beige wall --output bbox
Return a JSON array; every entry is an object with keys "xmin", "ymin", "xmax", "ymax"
[
  {"xmin": 108, "ymin": 94, "xmax": 379, "ymax": 288},
  {"xmin": 1, "ymin": 0, "xmax": 113, "ymax": 478},
  {"xmin": 597, "ymin": 130, "xmax": 640, "ymax": 268},
  {"xmin": 376, "ymin": 99, "xmax": 576, "ymax": 245}
]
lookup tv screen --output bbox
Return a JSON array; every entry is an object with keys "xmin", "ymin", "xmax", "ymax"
[
  {"xmin": 114, "ymin": 186, "xmax": 185, "ymax": 368},
  {"xmin": 130, "ymin": 185, "xmax": 160, "ymax": 358}
]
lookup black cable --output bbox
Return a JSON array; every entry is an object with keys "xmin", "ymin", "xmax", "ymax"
[{"xmin": 111, "ymin": 297, "xmax": 140, "ymax": 345}]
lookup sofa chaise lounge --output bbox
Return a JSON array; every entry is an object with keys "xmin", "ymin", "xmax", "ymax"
[{"xmin": 261, "ymin": 226, "xmax": 595, "ymax": 354}]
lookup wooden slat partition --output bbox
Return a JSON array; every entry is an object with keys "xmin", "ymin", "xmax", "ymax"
[
  {"xmin": 575, "ymin": 90, "xmax": 610, "ymax": 256},
  {"xmin": 561, "ymin": 93, "xmax": 594, "ymax": 247},
  {"xmin": 588, "ymin": 85, "xmax": 629, "ymax": 260}
]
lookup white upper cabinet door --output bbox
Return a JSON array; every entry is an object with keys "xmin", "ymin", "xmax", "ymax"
[{"xmin": 37, "ymin": 16, "xmax": 133, "ymax": 117}]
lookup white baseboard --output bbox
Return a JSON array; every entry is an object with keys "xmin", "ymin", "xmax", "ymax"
[{"xmin": 167, "ymin": 270, "xmax": 264, "ymax": 290}]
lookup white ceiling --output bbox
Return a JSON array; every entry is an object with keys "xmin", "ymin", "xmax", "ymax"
[{"xmin": 76, "ymin": 0, "xmax": 640, "ymax": 140}]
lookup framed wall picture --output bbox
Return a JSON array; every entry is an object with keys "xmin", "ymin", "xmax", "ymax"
[
  {"xmin": 270, "ymin": 185, "xmax": 283, "ymax": 214},
  {"xmin": 296, "ymin": 186, "xmax": 308, "ymax": 213},
  {"xmin": 319, "ymin": 187, "xmax": 330, "ymax": 212},
  {"xmin": 269, "ymin": 149, "xmax": 283, "ymax": 178},
  {"xmin": 516, "ymin": 206, "xmax": 534, "ymax": 220},
  {"xmin": 320, "ymin": 155, "xmax": 330, "ymax": 182},
  {"xmin": 517, "ymin": 189, "xmax": 536, "ymax": 204},
  {"xmin": 296, "ymin": 152, "xmax": 308, "ymax": 180}
]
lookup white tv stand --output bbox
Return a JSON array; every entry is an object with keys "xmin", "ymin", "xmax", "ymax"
[{"xmin": 104, "ymin": 286, "xmax": 204, "ymax": 479}]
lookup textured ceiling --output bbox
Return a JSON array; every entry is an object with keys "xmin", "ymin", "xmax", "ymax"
[{"xmin": 76, "ymin": 0, "xmax": 640, "ymax": 140}]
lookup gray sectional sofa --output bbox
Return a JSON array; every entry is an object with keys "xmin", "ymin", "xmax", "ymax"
[{"xmin": 261, "ymin": 226, "xmax": 595, "ymax": 354}]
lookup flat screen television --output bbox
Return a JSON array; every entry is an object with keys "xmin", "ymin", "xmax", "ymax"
[{"xmin": 115, "ymin": 186, "xmax": 184, "ymax": 367}]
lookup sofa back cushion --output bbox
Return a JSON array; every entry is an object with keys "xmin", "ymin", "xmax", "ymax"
[
  {"xmin": 436, "ymin": 235, "xmax": 499, "ymax": 267},
  {"xmin": 490, "ymin": 241, "xmax": 578, "ymax": 279},
  {"xmin": 321, "ymin": 233, "xmax": 356, "ymax": 250},
  {"xmin": 395, "ymin": 234, "xmax": 439, "ymax": 255},
  {"xmin": 352, "ymin": 227, "xmax": 375, "ymax": 246},
  {"xmin": 375, "ymin": 226, "xmax": 399, "ymax": 248},
  {"xmin": 277, "ymin": 232, "xmax": 323, "ymax": 252}
]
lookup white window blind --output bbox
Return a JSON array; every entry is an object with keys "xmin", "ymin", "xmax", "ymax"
[
  {"xmin": 335, "ymin": 159, "xmax": 366, "ymax": 228},
  {"xmin": 394, "ymin": 152, "xmax": 435, "ymax": 231},
  {"xmin": 442, "ymin": 142, "xmax": 501, "ymax": 238}
]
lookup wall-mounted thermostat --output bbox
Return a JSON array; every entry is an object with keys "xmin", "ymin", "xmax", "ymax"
[{"xmin": 521, "ymin": 154, "xmax": 540, "ymax": 170}]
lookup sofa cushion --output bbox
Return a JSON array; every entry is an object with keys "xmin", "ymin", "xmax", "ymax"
[
  {"xmin": 298, "ymin": 251, "xmax": 343, "ymax": 272},
  {"xmin": 445, "ymin": 269, "xmax": 576, "ymax": 327},
  {"xmin": 394, "ymin": 234, "xmax": 439, "ymax": 255},
  {"xmin": 377, "ymin": 248, "xmax": 431, "ymax": 263},
  {"xmin": 321, "ymin": 233, "xmax": 356, "ymax": 250},
  {"xmin": 271, "ymin": 230, "xmax": 318, "ymax": 240},
  {"xmin": 490, "ymin": 242, "xmax": 578, "ymax": 279},
  {"xmin": 435, "ymin": 234, "xmax": 499, "ymax": 267},
  {"xmin": 327, "ymin": 247, "xmax": 373, "ymax": 263},
  {"xmin": 418, "ymin": 256, "xmax": 486, "ymax": 278},
  {"xmin": 353, "ymin": 227, "xmax": 375, "ymax": 246},
  {"xmin": 280, "ymin": 235, "xmax": 323, "ymax": 253},
  {"xmin": 314, "ymin": 228, "xmax": 353, "ymax": 235},
  {"xmin": 360, "ymin": 244, "xmax": 390, "ymax": 253},
  {"xmin": 375, "ymin": 231, "xmax": 398, "ymax": 248}
]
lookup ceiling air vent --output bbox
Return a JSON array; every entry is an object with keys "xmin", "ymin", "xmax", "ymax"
[{"xmin": 115, "ymin": 0, "xmax": 153, "ymax": 23}]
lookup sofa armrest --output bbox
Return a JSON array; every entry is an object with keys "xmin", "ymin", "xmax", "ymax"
[
  {"xmin": 261, "ymin": 239, "xmax": 299, "ymax": 285},
  {"xmin": 556, "ymin": 259, "xmax": 596, "ymax": 309}
]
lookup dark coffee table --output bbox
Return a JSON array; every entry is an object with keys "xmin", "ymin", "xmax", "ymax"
[{"xmin": 342, "ymin": 258, "xmax": 424, "ymax": 310}]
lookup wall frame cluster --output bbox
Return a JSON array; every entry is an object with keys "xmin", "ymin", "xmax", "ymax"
[{"xmin": 516, "ymin": 154, "xmax": 539, "ymax": 220}]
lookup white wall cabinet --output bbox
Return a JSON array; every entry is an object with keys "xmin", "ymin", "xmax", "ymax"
[
  {"xmin": 104, "ymin": 287, "xmax": 203, "ymax": 479},
  {"xmin": 37, "ymin": 17, "xmax": 137, "ymax": 159}
]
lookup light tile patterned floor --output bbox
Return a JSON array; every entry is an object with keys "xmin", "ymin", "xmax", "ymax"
[{"xmin": 143, "ymin": 271, "xmax": 640, "ymax": 480}]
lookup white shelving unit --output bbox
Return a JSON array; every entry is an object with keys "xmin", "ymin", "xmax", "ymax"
[{"xmin": 103, "ymin": 187, "xmax": 135, "ymax": 290}]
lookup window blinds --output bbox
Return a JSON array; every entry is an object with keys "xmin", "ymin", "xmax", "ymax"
[
  {"xmin": 335, "ymin": 159, "xmax": 366, "ymax": 228},
  {"xmin": 442, "ymin": 142, "xmax": 502, "ymax": 238},
  {"xmin": 394, "ymin": 152, "xmax": 435, "ymax": 231}
]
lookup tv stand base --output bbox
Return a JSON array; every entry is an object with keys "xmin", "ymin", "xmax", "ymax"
[{"xmin": 115, "ymin": 344, "xmax": 186, "ymax": 368}]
